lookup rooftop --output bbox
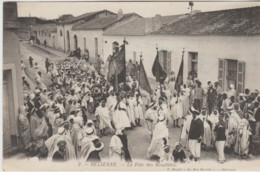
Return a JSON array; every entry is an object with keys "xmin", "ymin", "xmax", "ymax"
[
  {"xmin": 60, "ymin": 10, "xmax": 116, "ymax": 24},
  {"xmin": 104, "ymin": 14, "xmax": 185, "ymax": 36},
  {"xmin": 33, "ymin": 23, "xmax": 57, "ymax": 32},
  {"xmin": 152, "ymin": 6, "xmax": 260, "ymax": 36},
  {"xmin": 104, "ymin": 18, "xmax": 146, "ymax": 36},
  {"xmin": 72, "ymin": 13, "xmax": 141, "ymax": 30},
  {"xmin": 104, "ymin": 6, "xmax": 260, "ymax": 36}
]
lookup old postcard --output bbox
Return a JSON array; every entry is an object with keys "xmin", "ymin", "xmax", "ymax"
[{"xmin": 2, "ymin": 1, "xmax": 260, "ymax": 171}]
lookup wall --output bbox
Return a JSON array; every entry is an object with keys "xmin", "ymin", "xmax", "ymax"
[
  {"xmin": 37, "ymin": 30, "xmax": 57, "ymax": 49},
  {"xmin": 103, "ymin": 35, "xmax": 260, "ymax": 91},
  {"xmin": 71, "ymin": 29, "xmax": 104, "ymax": 59},
  {"xmin": 3, "ymin": 29, "xmax": 24, "ymax": 137}
]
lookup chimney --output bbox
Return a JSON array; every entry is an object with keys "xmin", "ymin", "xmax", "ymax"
[
  {"xmin": 145, "ymin": 14, "xmax": 162, "ymax": 33},
  {"xmin": 118, "ymin": 9, "xmax": 123, "ymax": 20}
]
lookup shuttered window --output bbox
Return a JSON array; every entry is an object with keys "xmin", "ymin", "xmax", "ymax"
[
  {"xmin": 218, "ymin": 58, "xmax": 225, "ymax": 91},
  {"xmin": 159, "ymin": 50, "xmax": 171, "ymax": 74},
  {"xmin": 237, "ymin": 61, "xmax": 245, "ymax": 93}
]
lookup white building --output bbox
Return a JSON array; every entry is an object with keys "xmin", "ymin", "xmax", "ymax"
[
  {"xmin": 56, "ymin": 10, "xmax": 116, "ymax": 53},
  {"xmin": 103, "ymin": 7, "xmax": 260, "ymax": 93},
  {"xmin": 71, "ymin": 11, "xmax": 141, "ymax": 60},
  {"xmin": 34, "ymin": 23, "xmax": 57, "ymax": 48}
]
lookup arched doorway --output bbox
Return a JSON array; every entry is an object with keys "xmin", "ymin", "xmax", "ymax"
[
  {"xmin": 74, "ymin": 34, "xmax": 78, "ymax": 50},
  {"xmin": 67, "ymin": 30, "xmax": 70, "ymax": 52}
]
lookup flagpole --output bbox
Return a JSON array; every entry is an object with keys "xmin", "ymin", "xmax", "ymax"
[
  {"xmin": 123, "ymin": 38, "xmax": 127, "ymax": 87},
  {"xmin": 156, "ymin": 44, "xmax": 162, "ymax": 96},
  {"xmin": 139, "ymin": 52, "xmax": 142, "ymax": 83}
]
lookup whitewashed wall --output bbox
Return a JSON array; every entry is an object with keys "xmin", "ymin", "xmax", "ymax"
[
  {"xmin": 103, "ymin": 35, "xmax": 260, "ymax": 91},
  {"xmin": 71, "ymin": 29, "xmax": 104, "ymax": 59}
]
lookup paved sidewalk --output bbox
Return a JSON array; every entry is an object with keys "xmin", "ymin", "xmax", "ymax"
[{"xmin": 33, "ymin": 44, "xmax": 68, "ymax": 58}]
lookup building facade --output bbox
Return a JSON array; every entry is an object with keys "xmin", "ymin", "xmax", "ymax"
[
  {"xmin": 34, "ymin": 24, "xmax": 57, "ymax": 48},
  {"xmin": 71, "ymin": 11, "xmax": 142, "ymax": 59},
  {"xmin": 56, "ymin": 10, "xmax": 116, "ymax": 53},
  {"xmin": 3, "ymin": 2, "xmax": 24, "ymax": 155},
  {"xmin": 103, "ymin": 7, "xmax": 260, "ymax": 92}
]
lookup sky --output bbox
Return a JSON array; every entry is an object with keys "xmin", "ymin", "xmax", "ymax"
[{"xmin": 17, "ymin": 1, "xmax": 260, "ymax": 19}]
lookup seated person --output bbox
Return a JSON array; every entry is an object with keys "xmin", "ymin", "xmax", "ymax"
[
  {"xmin": 172, "ymin": 142, "xmax": 186, "ymax": 163},
  {"xmin": 52, "ymin": 140, "xmax": 66, "ymax": 162}
]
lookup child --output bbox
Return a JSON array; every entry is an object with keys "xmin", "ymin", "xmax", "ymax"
[
  {"xmin": 172, "ymin": 142, "xmax": 186, "ymax": 163},
  {"xmin": 160, "ymin": 145, "xmax": 174, "ymax": 163}
]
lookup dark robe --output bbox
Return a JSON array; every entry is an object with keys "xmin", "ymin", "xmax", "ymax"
[
  {"xmin": 172, "ymin": 149, "xmax": 186, "ymax": 162},
  {"xmin": 52, "ymin": 151, "xmax": 66, "ymax": 162},
  {"xmin": 118, "ymin": 134, "xmax": 131, "ymax": 162},
  {"xmin": 87, "ymin": 151, "xmax": 101, "ymax": 162}
]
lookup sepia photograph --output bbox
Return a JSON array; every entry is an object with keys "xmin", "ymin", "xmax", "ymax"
[{"xmin": 2, "ymin": 0, "xmax": 260, "ymax": 171}]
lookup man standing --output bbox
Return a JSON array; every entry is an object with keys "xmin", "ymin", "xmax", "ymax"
[
  {"xmin": 188, "ymin": 108, "xmax": 204, "ymax": 161},
  {"xmin": 45, "ymin": 58, "xmax": 50, "ymax": 73},
  {"xmin": 254, "ymin": 102, "xmax": 260, "ymax": 136},
  {"xmin": 193, "ymin": 81, "xmax": 204, "ymax": 112},
  {"xmin": 29, "ymin": 56, "xmax": 34, "ymax": 68},
  {"xmin": 214, "ymin": 112, "xmax": 227, "ymax": 163},
  {"xmin": 207, "ymin": 83, "xmax": 217, "ymax": 114}
]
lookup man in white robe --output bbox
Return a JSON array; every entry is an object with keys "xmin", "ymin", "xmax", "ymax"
[
  {"xmin": 109, "ymin": 129, "xmax": 124, "ymax": 161},
  {"xmin": 45, "ymin": 127, "xmax": 76, "ymax": 162},
  {"xmin": 126, "ymin": 93, "xmax": 136, "ymax": 127},
  {"xmin": 144, "ymin": 102, "xmax": 158, "ymax": 138},
  {"xmin": 147, "ymin": 114, "xmax": 169, "ymax": 160},
  {"xmin": 95, "ymin": 100, "xmax": 114, "ymax": 136}
]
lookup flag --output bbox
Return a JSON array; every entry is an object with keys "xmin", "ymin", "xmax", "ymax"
[
  {"xmin": 115, "ymin": 44, "xmax": 126, "ymax": 84},
  {"xmin": 152, "ymin": 51, "xmax": 166, "ymax": 84},
  {"xmin": 175, "ymin": 55, "xmax": 184, "ymax": 92},
  {"xmin": 107, "ymin": 44, "xmax": 126, "ymax": 90},
  {"xmin": 139, "ymin": 59, "xmax": 152, "ymax": 94}
]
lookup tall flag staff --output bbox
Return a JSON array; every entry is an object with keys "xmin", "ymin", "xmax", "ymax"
[
  {"xmin": 175, "ymin": 48, "xmax": 185, "ymax": 93},
  {"xmin": 139, "ymin": 52, "xmax": 152, "ymax": 95},
  {"xmin": 107, "ymin": 38, "xmax": 127, "ymax": 93},
  {"xmin": 152, "ymin": 44, "xmax": 167, "ymax": 96}
]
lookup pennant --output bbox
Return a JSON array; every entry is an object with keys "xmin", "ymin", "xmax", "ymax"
[
  {"xmin": 152, "ymin": 51, "xmax": 166, "ymax": 84},
  {"xmin": 107, "ymin": 44, "xmax": 126, "ymax": 91},
  {"xmin": 139, "ymin": 58, "xmax": 152, "ymax": 94},
  {"xmin": 175, "ymin": 55, "xmax": 184, "ymax": 92}
]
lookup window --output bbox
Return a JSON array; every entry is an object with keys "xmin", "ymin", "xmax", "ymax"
[
  {"xmin": 218, "ymin": 59, "xmax": 245, "ymax": 93},
  {"xmin": 60, "ymin": 30, "xmax": 63, "ymax": 36},
  {"xmin": 49, "ymin": 33, "xmax": 51, "ymax": 37},
  {"xmin": 188, "ymin": 52, "xmax": 198, "ymax": 78},
  {"xmin": 38, "ymin": 30, "xmax": 40, "ymax": 35},
  {"xmin": 159, "ymin": 50, "xmax": 171, "ymax": 74},
  {"xmin": 112, "ymin": 41, "xmax": 119, "ymax": 54}
]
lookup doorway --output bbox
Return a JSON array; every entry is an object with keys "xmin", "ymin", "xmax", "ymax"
[
  {"xmin": 66, "ymin": 31, "xmax": 70, "ymax": 52},
  {"xmin": 74, "ymin": 34, "xmax": 78, "ymax": 50},
  {"xmin": 3, "ymin": 70, "xmax": 13, "ymax": 150},
  {"xmin": 95, "ymin": 37, "xmax": 98, "ymax": 58},
  {"xmin": 83, "ymin": 37, "xmax": 86, "ymax": 51},
  {"xmin": 53, "ymin": 36, "xmax": 55, "ymax": 48}
]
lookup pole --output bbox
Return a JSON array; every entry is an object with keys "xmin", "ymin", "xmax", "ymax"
[
  {"xmin": 138, "ymin": 52, "xmax": 142, "ymax": 81},
  {"xmin": 156, "ymin": 44, "xmax": 162, "ymax": 96},
  {"xmin": 123, "ymin": 38, "xmax": 127, "ymax": 87},
  {"xmin": 114, "ymin": 60, "xmax": 118, "ymax": 93}
]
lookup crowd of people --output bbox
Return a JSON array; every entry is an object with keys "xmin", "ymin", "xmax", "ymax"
[{"xmin": 19, "ymin": 51, "xmax": 260, "ymax": 164}]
